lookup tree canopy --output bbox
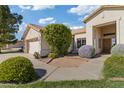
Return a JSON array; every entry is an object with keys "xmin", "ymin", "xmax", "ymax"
[
  {"xmin": 42, "ymin": 24, "xmax": 72, "ymax": 56},
  {"xmin": 0, "ymin": 5, "xmax": 23, "ymax": 49}
]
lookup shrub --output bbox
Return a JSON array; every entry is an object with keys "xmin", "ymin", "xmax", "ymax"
[
  {"xmin": 78, "ymin": 45, "xmax": 95, "ymax": 58},
  {"xmin": 48, "ymin": 53, "xmax": 58, "ymax": 59},
  {"xmin": 33, "ymin": 52, "xmax": 41, "ymax": 59},
  {"xmin": 111, "ymin": 44, "xmax": 124, "ymax": 56},
  {"xmin": 42, "ymin": 24, "xmax": 72, "ymax": 56},
  {"xmin": 0, "ymin": 56, "xmax": 38, "ymax": 83},
  {"xmin": 103, "ymin": 55, "xmax": 124, "ymax": 78}
]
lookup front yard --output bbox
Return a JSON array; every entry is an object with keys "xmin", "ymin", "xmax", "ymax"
[{"xmin": 1, "ymin": 53, "xmax": 124, "ymax": 87}]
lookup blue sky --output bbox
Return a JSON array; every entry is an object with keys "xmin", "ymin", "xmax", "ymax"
[{"xmin": 9, "ymin": 5, "xmax": 100, "ymax": 40}]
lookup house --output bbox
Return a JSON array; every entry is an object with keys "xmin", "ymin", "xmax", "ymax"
[
  {"xmin": 22, "ymin": 24, "xmax": 86, "ymax": 56},
  {"xmin": 2, "ymin": 40, "xmax": 24, "ymax": 51},
  {"xmin": 83, "ymin": 5, "xmax": 124, "ymax": 54},
  {"xmin": 23, "ymin": 5, "xmax": 124, "ymax": 56},
  {"xmin": 71, "ymin": 28, "xmax": 86, "ymax": 53},
  {"xmin": 22, "ymin": 24, "xmax": 50, "ymax": 57},
  {"xmin": 6, "ymin": 40, "xmax": 24, "ymax": 49}
]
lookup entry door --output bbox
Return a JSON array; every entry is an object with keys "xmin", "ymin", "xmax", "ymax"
[{"xmin": 102, "ymin": 38, "xmax": 111, "ymax": 53}]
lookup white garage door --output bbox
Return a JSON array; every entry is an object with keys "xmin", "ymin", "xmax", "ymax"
[{"xmin": 29, "ymin": 41, "xmax": 41, "ymax": 54}]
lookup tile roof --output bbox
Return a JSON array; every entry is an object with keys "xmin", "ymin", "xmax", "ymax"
[{"xmin": 71, "ymin": 28, "xmax": 86, "ymax": 35}]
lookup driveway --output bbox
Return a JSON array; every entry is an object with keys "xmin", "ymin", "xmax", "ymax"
[{"xmin": 0, "ymin": 53, "xmax": 110, "ymax": 81}]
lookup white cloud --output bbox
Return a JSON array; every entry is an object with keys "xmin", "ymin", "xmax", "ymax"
[
  {"xmin": 68, "ymin": 5, "xmax": 100, "ymax": 16},
  {"xmin": 19, "ymin": 5, "xmax": 32, "ymax": 10},
  {"xmin": 18, "ymin": 5, "xmax": 55, "ymax": 11},
  {"xmin": 70, "ymin": 26, "xmax": 84, "ymax": 29},
  {"xmin": 38, "ymin": 17, "xmax": 56, "ymax": 24},
  {"xmin": 32, "ymin": 5, "xmax": 55, "ymax": 10}
]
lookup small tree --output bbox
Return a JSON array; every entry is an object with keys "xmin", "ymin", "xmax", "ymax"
[
  {"xmin": 42, "ymin": 24, "xmax": 72, "ymax": 57},
  {"xmin": 0, "ymin": 5, "xmax": 23, "ymax": 53}
]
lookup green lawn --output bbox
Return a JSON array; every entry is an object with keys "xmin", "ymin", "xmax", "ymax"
[
  {"xmin": 1, "ymin": 80, "xmax": 124, "ymax": 88},
  {"xmin": 103, "ymin": 55, "xmax": 124, "ymax": 78}
]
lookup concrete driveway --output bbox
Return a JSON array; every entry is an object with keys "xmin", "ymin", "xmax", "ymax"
[{"xmin": 0, "ymin": 53, "xmax": 110, "ymax": 81}]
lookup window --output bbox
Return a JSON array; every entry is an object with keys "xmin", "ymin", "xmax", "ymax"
[
  {"xmin": 112, "ymin": 37, "xmax": 116, "ymax": 47},
  {"xmin": 77, "ymin": 38, "xmax": 86, "ymax": 48}
]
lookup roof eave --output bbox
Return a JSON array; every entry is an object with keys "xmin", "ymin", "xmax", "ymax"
[
  {"xmin": 21, "ymin": 24, "xmax": 42, "ymax": 40},
  {"xmin": 83, "ymin": 6, "xmax": 104, "ymax": 23},
  {"xmin": 83, "ymin": 5, "xmax": 124, "ymax": 23}
]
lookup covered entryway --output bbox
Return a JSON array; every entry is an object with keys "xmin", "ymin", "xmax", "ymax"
[
  {"xmin": 29, "ymin": 41, "xmax": 41, "ymax": 54},
  {"xmin": 93, "ymin": 21, "xmax": 116, "ymax": 54},
  {"xmin": 102, "ymin": 38, "xmax": 111, "ymax": 53}
]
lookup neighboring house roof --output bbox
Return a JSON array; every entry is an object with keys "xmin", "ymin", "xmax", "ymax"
[
  {"xmin": 5, "ymin": 40, "xmax": 24, "ymax": 49},
  {"xmin": 22, "ymin": 23, "xmax": 86, "ymax": 39},
  {"xmin": 83, "ymin": 5, "xmax": 124, "ymax": 23},
  {"xmin": 71, "ymin": 28, "xmax": 86, "ymax": 35},
  {"xmin": 21, "ymin": 24, "xmax": 43, "ymax": 40}
]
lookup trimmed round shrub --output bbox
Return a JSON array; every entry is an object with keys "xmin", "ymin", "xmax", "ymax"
[
  {"xmin": 48, "ymin": 53, "xmax": 58, "ymax": 59},
  {"xmin": 0, "ymin": 56, "xmax": 38, "ymax": 83},
  {"xmin": 111, "ymin": 44, "xmax": 124, "ymax": 56},
  {"xmin": 78, "ymin": 45, "xmax": 95, "ymax": 58},
  {"xmin": 42, "ymin": 24, "xmax": 72, "ymax": 56}
]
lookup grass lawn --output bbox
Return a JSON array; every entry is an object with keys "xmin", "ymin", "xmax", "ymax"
[
  {"xmin": 1, "ymin": 80, "xmax": 124, "ymax": 88},
  {"xmin": 103, "ymin": 55, "xmax": 124, "ymax": 78}
]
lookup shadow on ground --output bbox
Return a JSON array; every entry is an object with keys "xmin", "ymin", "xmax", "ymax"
[{"xmin": 35, "ymin": 68, "xmax": 47, "ymax": 79}]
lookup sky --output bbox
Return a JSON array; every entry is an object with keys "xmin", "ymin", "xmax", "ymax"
[{"xmin": 9, "ymin": 5, "xmax": 100, "ymax": 40}]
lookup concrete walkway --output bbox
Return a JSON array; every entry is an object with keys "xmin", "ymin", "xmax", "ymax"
[
  {"xmin": 0, "ymin": 53, "xmax": 110, "ymax": 81},
  {"xmin": 45, "ymin": 55, "xmax": 110, "ymax": 81}
]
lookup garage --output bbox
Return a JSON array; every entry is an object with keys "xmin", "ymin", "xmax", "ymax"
[
  {"xmin": 29, "ymin": 41, "xmax": 41, "ymax": 54},
  {"xmin": 22, "ymin": 24, "xmax": 50, "ymax": 57}
]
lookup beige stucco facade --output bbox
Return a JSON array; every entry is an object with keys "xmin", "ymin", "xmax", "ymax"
[
  {"xmin": 22, "ymin": 24, "xmax": 87, "ymax": 56},
  {"xmin": 25, "ymin": 28, "xmax": 41, "ymax": 40},
  {"xmin": 23, "ymin": 24, "xmax": 49, "ymax": 57},
  {"xmin": 84, "ymin": 6, "xmax": 124, "ymax": 54}
]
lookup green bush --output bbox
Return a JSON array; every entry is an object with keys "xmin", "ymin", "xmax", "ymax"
[
  {"xmin": 111, "ymin": 44, "xmax": 124, "ymax": 56},
  {"xmin": 33, "ymin": 52, "xmax": 41, "ymax": 59},
  {"xmin": 48, "ymin": 53, "xmax": 58, "ymax": 59},
  {"xmin": 42, "ymin": 24, "xmax": 72, "ymax": 56},
  {"xmin": 103, "ymin": 55, "xmax": 124, "ymax": 78},
  {"xmin": 0, "ymin": 56, "xmax": 38, "ymax": 83}
]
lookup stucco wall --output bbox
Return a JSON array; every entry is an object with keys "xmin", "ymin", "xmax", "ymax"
[
  {"xmin": 25, "ymin": 28, "xmax": 41, "ymax": 40},
  {"xmin": 24, "ymin": 28, "xmax": 50, "ymax": 56},
  {"xmin": 86, "ymin": 10, "xmax": 124, "ymax": 53}
]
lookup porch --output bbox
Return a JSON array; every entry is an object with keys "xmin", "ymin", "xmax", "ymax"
[{"xmin": 93, "ymin": 21, "xmax": 116, "ymax": 54}]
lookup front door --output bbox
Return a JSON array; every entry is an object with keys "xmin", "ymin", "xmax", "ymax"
[{"xmin": 102, "ymin": 38, "xmax": 111, "ymax": 53}]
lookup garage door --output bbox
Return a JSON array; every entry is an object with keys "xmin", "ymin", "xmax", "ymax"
[{"xmin": 29, "ymin": 41, "xmax": 41, "ymax": 54}]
